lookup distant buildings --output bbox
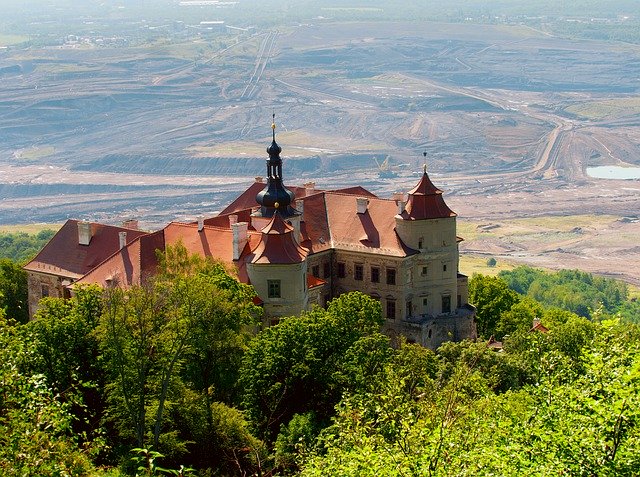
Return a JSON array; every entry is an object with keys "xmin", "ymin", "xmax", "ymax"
[{"xmin": 25, "ymin": 122, "xmax": 476, "ymax": 349}]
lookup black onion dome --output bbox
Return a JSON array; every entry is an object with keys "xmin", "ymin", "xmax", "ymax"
[
  {"xmin": 267, "ymin": 139, "xmax": 282, "ymax": 156},
  {"xmin": 255, "ymin": 115, "xmax": 296, "ymax": 218}
]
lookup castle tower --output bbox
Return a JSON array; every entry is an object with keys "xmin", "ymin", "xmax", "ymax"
[
  {"xmin": 395, "ymin": 154, "xmax": 464, "ymax": 318},
  {"xmin": 255, "ymin": 114, "xmax": 297, "ymax": 219},
  {"xmin": 246, "ymin": 208, "xmax": 309, "ymax": 322},
  {"xmin": 252, "ymin": 115, "xmax": 302, "ymax": 241}
]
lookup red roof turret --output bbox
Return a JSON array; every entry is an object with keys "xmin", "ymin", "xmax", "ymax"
[
  {"xmin": 400, "ymin": 164, "xmax": 456, "ymax": 220},
  {"xmin": 250, "ymin": 211, "xmax": 308, "ymax": 264}
]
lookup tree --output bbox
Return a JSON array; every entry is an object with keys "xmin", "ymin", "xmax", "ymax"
[
  {"xmin": 240, "ymin": 292, "xmax": 386, "ymax": 443},
  {"xmin": 0, "ymin": 314, "xmax": 95, "ymax": 475},
  {"xmin": 469, "ymin": 274, "xmax": 520, "ymax": 338},
  {"xmin": 0, "ymin": 259, "xmax": 28, "ymax": 324},
  {"xmin": 97, "ymin": 244, "xmax": 260, "ymax": 458},
  {"xmin": 22, "ymin": 285, "xmax": 104, "ymax": 446}
]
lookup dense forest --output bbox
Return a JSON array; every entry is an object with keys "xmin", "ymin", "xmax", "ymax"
[
  {"xmin": 0, "ymin": 229, "xmax": 56, "ymax": 263},
  {"xmin": 1, "ymin": 244, "xmax": 640, "ymax": 475}
]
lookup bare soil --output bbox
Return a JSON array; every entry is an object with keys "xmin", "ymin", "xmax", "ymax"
[{"xmin": 1, "ymin": 21, "xmax": 640, "ymax": 282}]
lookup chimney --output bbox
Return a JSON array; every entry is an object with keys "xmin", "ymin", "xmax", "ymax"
[
  {"xmin": 197, "ymin": 216, "xmax": 204, "ymax": 232},
  {"xmin": 77, "ymin": 221, "xmax": 92, "ymax": 246},
  {"xmin": 397, "ymin": 200, "xmax": 406, "ymax": 215},
  {"xmin": 356, "ymin": 197, "xmax": 369, "ymax": 214},
  {"xmin": 122, "ymin": 219, "xmax": 139, "ymax": 230},
  {"xmin": 296, "ymin": 199, "xmax": 304, "ymax": 221},
  {"xmin": 304, "ymin": 181, "xmax": 316, "ymax": 195},
  {"xmin": 255, "ymin": 176, "xmax": 264, "ymax": 183},
  {"xmin": 229, "ymin": 214, "xmax": 238, "ymax": 226},
  {"xmin": 232, "ymin": 222, "xmax": 248, "ymax": 260},
  {"xmin": 119, "ymin": 231, "xmax": 127, "ymax": 250}
]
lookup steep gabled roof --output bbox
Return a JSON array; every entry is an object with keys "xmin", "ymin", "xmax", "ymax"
[
  {"xmin": 323, "ymin": 192, "xmax": 417, "ymax": 257},
  {"xmin": 24, "ymin": 219, "xmax": 147, "ymax": 279},
  {"xmin": 299, "ymin": 192, "xmax": 332, "ymax": 254},
  {"xmin": 76, "ymin": 230, "xmax": 165, "ymax": 287}
]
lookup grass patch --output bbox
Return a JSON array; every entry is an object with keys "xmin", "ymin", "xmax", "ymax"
[
  {"xmin": 36, "ymin": 63, "xmax": 102, "ymax": 74},
  {"xmin": 565, "ymin": 97, "xmax": 640, "ymax": 121},
  {"xmin": 0, "ymin": 34, "xmax": 29, "ymax": 46},
  {"xmin": 459, "ymin": 254, "xmax": 517, "ymax": 277},
  {"xmin": 13, "ymin": 146, "xmax": 55, "ymax": 160},
  {"xmin": 0, "ymin": 223, "xmax": 62, "ymax": 234}
]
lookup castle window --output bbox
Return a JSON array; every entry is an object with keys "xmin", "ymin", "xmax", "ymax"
[
  {"xmin": 41, "ymin": 285, "xmax": 50, "ymax": 298},
  {"xmin": 442, "ymin": 295, "xmax": 451, "ymax": 314},
  {"xmin": 371, "ymin": 266, "xmax": 380, "ymax": 283},
  {"xmin": 312, "ymin": 265, "xmax": 319, "ymax": 277},
  {"xmin": 386, "ymin": 268, "xmax": 396, "ymax": 285},
  {"xmin": 443, "ymin": 264, "xmax": 448, "ymax": 272},
  {"xmin": 337, "ymin": 262, "xmax": 346, "ymax": 278},
  {"xmin": 354, "ymin": 264, "xmax": 363, "ymax": 281},
  {"xmin": 323, "ymin": 262, "xmax": 330, "ymax": 278},
  {"xmin": 423, "ymin": 297, "xmax": 428, "ymax": 307},
  {"xmin": 406, "ymin": 300, "xmax": 412, "ymax": 318},
  {"xmin": 268, "ymin": 280, "xmax": 281, "ymax": 299},
  {"xmin": 418, "ymin": 237, "xmax": 423, "ymax": 249},
  {"xmin": 458, "ymin": 295, "xmax": 462, "ymax": 307},
  {"xmin": 421, "ymin": 266, "xmax": 428, "ymax": 277},
  {"xmin": 386, "ymin": 299, "xmax": 396, "ymax": 320}
]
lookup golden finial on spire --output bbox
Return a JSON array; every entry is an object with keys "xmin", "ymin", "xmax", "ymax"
[
  {"xmin": 423, "ymin": 151, "xmax": 427, "ymax": 174},
  {"xmin": 274, "ymin": 201, "xmax": 280, "ymax": 209},
  {"xmin": 272, "ymin": 112, "xmax": 276, "ymax": 130}
]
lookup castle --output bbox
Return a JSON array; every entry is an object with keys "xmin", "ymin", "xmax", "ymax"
[{"xmin": 24, "ymin": 121, "xmax": 476, "ymax": 348}]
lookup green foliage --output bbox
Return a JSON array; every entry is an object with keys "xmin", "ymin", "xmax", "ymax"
[
  {"xmin": 486, "ymin": 257, "xmax": 497, "ymax": 267},
  {"xmin": 469, "ymin": 273, "xmax": 520, "ymax": 338},
  {"xmin": 130, "ymin": 448, "xmax": 196, "ymax": 477},
  {"xmin": 274, "ymin": 412, "xmax": 320, "ymax": 471},
  {"xmin": 22, "ymin": 285, "xmax": 105, "ymax": 449},
  {"xmin": 300, "ymin": 320, "xmax": 640, "ymax": 476},
  {"xmin": 0, "ymin": 317, "xmax": 95, "ymax": 475},
  {"xmin": 98, "ymin": 243, "xmax": 260, "ymax": 464},
  {"xmin": 499, "ymin": 266, "xmax": 628, "ymax": 318},
  {"xmin": 239, "ymin": 292, "xmax": 387, "ymax": 443},
  {"xmin": 0, "ymin": 229, "xmax": 55, "ymax": 263},
  {"xmin": 176, "ymin": 389, "xmax": 266, "ymax": 475},
  {"xmin": 0, "ymin": 259, "xmax": 28, "ymax": 324}
]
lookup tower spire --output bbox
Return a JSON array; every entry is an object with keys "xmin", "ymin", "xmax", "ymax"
[{"xmin": 256, "ymin": 114, "xmax": 295, "ymax": 217}]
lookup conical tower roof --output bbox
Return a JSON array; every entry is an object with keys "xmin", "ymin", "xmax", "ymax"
[
  {"xmin": 400, "ymin": 160, "xmax": 456, "ymax": 220},
  {"xmin": 250, "ymin": 210, "xmax": 307, "ymax": 264}
]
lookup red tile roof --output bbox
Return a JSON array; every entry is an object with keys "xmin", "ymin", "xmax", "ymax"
[
  {"xmin": 249, "ymin": 212, "xmax": 308, "ymax": 264},
  {"xmin": 530, "ymin": 321, "xmax": 549, "ymax": 333},
  {"xmin": 76, "ymin": 230, "xmax": 165, "ymax": 287},
  {"xmin": 400, "ymin": 172, "xmax": 456, "ymax": 220},
  {"xmin": 24, "ymin": 219, "xmax": 147, "ymax": 279},
  {"xmin": 307, "ymin": 275, "xmax": 326, "ymax": 288},
  {"xmin": 218, "ymin": 181, "xmax": 377, "ymax": 217},
  {"xmin": 322, "ymin": 192, "xmax": 417, "ymax": 257}
]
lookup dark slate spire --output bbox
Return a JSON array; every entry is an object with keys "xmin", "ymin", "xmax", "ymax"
[{"xmin": 256, "ymin": 114, "xmax": 296, "ymax": 218}]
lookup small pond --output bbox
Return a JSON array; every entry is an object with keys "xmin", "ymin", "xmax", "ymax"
[{"xmin": 586, "ymin": 166, "xmax": 640, "ymax": 180}]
